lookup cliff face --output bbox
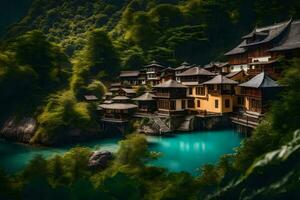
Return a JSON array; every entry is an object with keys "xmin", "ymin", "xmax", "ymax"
[
  {"xmin": 0, "ymin": 117, "xmax": 36, "ymax": 143},
  {"xmin": 207, "ymin": 130, "xmax": 300, "ymax": 200}
]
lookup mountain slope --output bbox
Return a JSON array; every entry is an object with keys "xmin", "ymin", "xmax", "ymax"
[{"xmin": 5, "ymin": 0, "xmax": 300, "ymax": 68}]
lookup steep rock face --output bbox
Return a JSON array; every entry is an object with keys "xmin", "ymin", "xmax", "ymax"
[
  {"xmin": 0, "ymin": 117, "xmax": 36, "ymax": 143},
  {"xmin": 207, "ymin": 130, "xmax": 300, "ymax": 200}
]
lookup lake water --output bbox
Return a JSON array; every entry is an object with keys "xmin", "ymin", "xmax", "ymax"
[{"xmin": 0, "ymin": 130, "xmax": 243, "ymax": 175}]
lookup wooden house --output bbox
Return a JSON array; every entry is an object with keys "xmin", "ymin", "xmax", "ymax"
[
  {"xmin": 132, "ymin": 92, "xmax": 157, "ymax": 113},
  {"xmin": 99, "ymin": 103, "xmax": 138, "ymax": 122},
  {"xmin": 225, "ymin": 19, "xmax": 300, "ymax": 79},
  {"xmin": 204, "ymin": 62, "xmax": 230, "ymax": 74},
  {"xmin": 160, "ymin": 67, "xmax": 175, "ymax": 83},
  {"xmin": 225, "ymin": 70, "xmax": 248, "ymax": 83},
  {"xmin": 119, "ymin": 88, "xmax": 137, "ymax": 98},
  {"xmin": 144, "ymin": 60, "xmax": 165, "ymax": 85},
  {"xmin": 174, "ymin": 62, "xmax": 192, "ymax": 82},
  {"xmin": 194, "ymin": 75, "xmax": 238, "ymax": 114},
  {"xmin": 176, "ymin": 66, "xmax": 216, "ymax": 110},
  {"xmin": 119, "ymin": 71, "xmax": 140, "ymax": 86},
  {"xmin": 239, "ymin": 72, "xmax": 281, "ymax": 114},
  {"xmin": 153, "ymin": 80, "xmax": 188, "ymax": 116}
]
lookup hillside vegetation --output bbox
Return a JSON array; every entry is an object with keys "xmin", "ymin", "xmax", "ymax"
[
  {"xmin": 1, "ymin": 0, "xmax": 300, "ymax": 144},
  {"xmin": 5, "ymin": 0, "xmax": 300, "ymax": 67}
]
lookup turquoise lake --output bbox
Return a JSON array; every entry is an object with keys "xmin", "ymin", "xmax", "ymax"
[{"xmin": 0, "ymin": 130, "xmax": 243, "ymax": 175}]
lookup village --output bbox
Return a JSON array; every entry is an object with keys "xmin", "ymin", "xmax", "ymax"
[{"xmin": 87, "ymin": 19, "xmax": 300, "ymax": 135}]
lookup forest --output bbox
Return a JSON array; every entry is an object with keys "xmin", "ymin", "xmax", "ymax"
[{"xmin": 0, "ymin": 0, "xmax": 300, "ymax": 199}]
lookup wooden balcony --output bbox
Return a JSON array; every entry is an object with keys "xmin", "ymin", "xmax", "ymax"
[{"xmin": 231, "ymin": 112, "xmax": 261, "ymax": 129}]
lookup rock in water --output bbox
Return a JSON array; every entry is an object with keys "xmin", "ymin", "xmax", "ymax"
[
  {"xmin": 88, "ymin": 150, "xmax": 113, "ymax": 170},
  {"xmin": 0, "ymin": 117, "xmax": 36, "ymax": 143}
]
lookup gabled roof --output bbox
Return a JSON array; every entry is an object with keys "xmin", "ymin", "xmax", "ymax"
[
  {"xmin": 175, "ymin": 62, "xmax": 192, "ymax": 70},
  {"xmin": 99, "ymin": 103, "xmax": 137, "ymax": 110},
  {"xmin": 112, "ymin": 96, "xmax": 130, "ymax": 100},
  {"xmin": 105, "ymin": 92, "xmax": 113, "ymax": 96},
  {"xmin": 269, "ymin": 20, "xmax": 300, "ymax": 52},
  {"xmin": 153, "ymin": 79, "xmax": 187, "ymax": 88},
  {"xmin": 204, "ymin": 62, "xmax": 229, "ymax": 69},
  {"xmin": 103, "ymin": 100, "xmax": 113, "ymax": 104},
  {"xmin": 225, "ymin": 19, "xmax": 300, "ymax": 56},
  {"xmin": 242, "ymin": 29, "xmax": 268, "ymax": 39},
  {"xmin": 241, "ymin": 19, "xmax": 291, "ymax": 48},
  {"xmin": 177, "ymin": 66, "xmax": 215, "ymax": 77},
  {"xmin": 224, "ymin": 40, "xmax": 247, "ymax": 56},
  {"xmin": 225, "ymin": 70, "xmax": 244, "ymax": 78},
  {"xmin": 119, "ymin": 71, "xmax": 140, "ymax": 77},
  {"xmin": 84, "ymin": 95, "xmax": 98, "ymax": 101},
  {"xmin": 120, "ymin": 88, "xmax": 136, "ymax": 94},
  {"xmin": 132, "ymin": 92, "xmax": 156, "ymax": 101},
  {"xmin": 239, "ymin": 72, "xmax": 280, "ymax": 88},
  {"xmin": 160, "ymin": 67, "xmax": 175, "ymax": 72},
  {"xmin": 111, "ymin": 82, "xmax": 122, "ymax": 87},
  {"xmin": 144, "ymin": 60, "xmax": 165, "ymax": 68},
  {"xmin": 203, "ymin": 75, "xmax": 238, "ymax": 85}
]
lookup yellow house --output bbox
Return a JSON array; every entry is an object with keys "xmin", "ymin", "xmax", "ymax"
[{"xmin": 191, "ymin": 75, "xmax": 238, "ymax": 114}]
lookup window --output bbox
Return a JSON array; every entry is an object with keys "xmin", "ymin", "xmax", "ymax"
[
  {"xmin": 181, "ymin": 100, "xmax": 186, "ymax": 109},
  {"xmin": 196, "ymin": 87, "xmax": 205, "ymax": 95},
  {"xmin": 170, "ymin": 100, "xmax": 176, "ymax": 110},
  {"xmin": 222, "ymin": 85, "xmax": 231, "ymax": 90},
  {"xmin": 215, "ymin": 100, "xmax": 219, "ymax": 108},
  {"xmin": 158, "ymin": 100, "xmax": 169, "ymax": 109},
  {"xmin": 225, "ymin": 99, "xmax": 230, "ymax": 108},
  {"xmin": 188, "ymin": 88, "xmax": 193, "ymax": 95},
  {"xmin": 188, "ymin": 100, "xmax": 195, "ymax": 108},
  {"xmin": 197, "ymin": 100, "xmax": 200, "ymax": 108},
  {"xmin": 238, "ymin": 97, "xmax": 244, "ymax": 105}
]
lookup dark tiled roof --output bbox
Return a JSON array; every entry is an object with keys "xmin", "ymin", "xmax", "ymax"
[
  {"xmin": 103, "ymin": 100, "xmax": 113, "ymax": 104},
  {"xmin": 132, "ymin": 92, "xmax": 156, "ymax": 101},
  {"xmin": 105, "ymin": 92, "xmax": 113, "ymax": 96},
  {"xmin": 204, "ymin": 62, "xmax": 229, "ymax": 69},
  {"xmin": 225, "ymin": 19, "xmax": 300, "ymax": 56},
  {"xmin": 84, "ymin": 95, "xmax": 98, "ymax": 101},
  {"xmin": 242, "ymin": 29, "xmax": 268, "ymax": 39},
  {"xmin": 177, "ymin": 66, "xmax": 215, "ymax": 77},
  {"xmin": 203, "ymin": 75, "xmax": 238, "ymax": 85},
  {"xmin": 111, "ymin": 82, "xmax": 122, "ymax": 87},
  {"xmin": 99, "ymin": 103, "xmax": 137, "ymax": 110},
  {"xmin": 112, "ymin": 96, "xmax": 130, "ymax": 100},
  {"xmin": 225, "ymin": 70, "xmax": 244, "ymax": 78},
  {"xmin": 239, "ymin": 72, "xmax": 280, "ymax": 88},
  {"xmin": 119, "ymin": 71, "xmax": 140, "ymax": 77},
  {"xmin": 241, "ymin": 20, "xmax": 291, "ymax": 48},
  {"xmin": 175, "ymin": 62, "xmax": 192, "ymax": 70},
  {"xmin": 269, "ymin": 20, "xmax": 300, "ymax": 51},
  {"xmin": 144, "ymin": 60, "xmax": 165, "ymax": 68},
  {"xmin": 121, "ymin": 88, "xmax": 136, "ymax": 94},
  {"xmin": 154, "ymin": 79, "xmax": 187, "ymax": 88},
  {"xmin": 225, "ymin": 40, "xmax": 248, "ymax": 56}
]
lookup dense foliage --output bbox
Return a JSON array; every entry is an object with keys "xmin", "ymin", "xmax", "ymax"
[
  {"xmin": 3, "ymin": 0, "xmax": 300, "ymax": 68},
  {"xmin": 0, "ymin": 134, "xmax": 199, "ymax": 200},
  {"xmin": 0, "ymin": 31, "xmax": 70, "ymax": 120}
]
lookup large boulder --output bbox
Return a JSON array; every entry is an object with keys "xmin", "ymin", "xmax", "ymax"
[
  {"xmin": 88, "ymin": 150, "xmax": 113, "ymax": 170},
  {"xmin": 0, "ymin": 117, "xmax": 36, "ymax": 143}
]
